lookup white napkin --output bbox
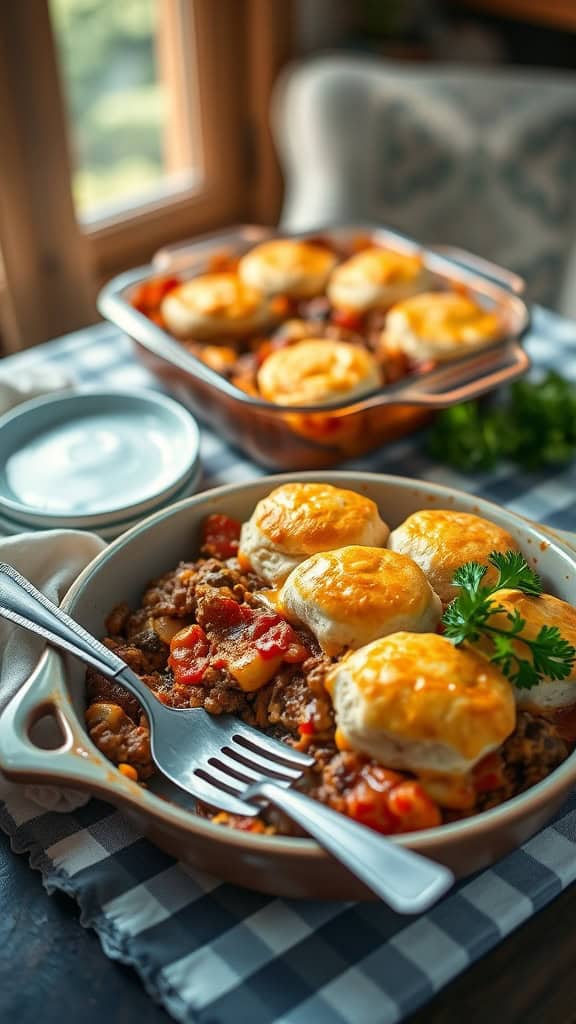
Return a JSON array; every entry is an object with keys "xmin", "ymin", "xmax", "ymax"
[
  {"xmin": 0, "ymin": 367, "xmax": 73, "ymax": 417},
  {"xmin": 0, "ymin": 529, "xmax": 106, "ymax": 810}
]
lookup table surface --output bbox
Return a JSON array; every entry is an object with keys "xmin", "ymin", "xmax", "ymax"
[
  {"xmin": 3, "ymin": 827, "xmax": 576, "ymax": 1024},
  {"xmin": 2, "ymin": 316, "xmax": 576, "ymax": 1023}
]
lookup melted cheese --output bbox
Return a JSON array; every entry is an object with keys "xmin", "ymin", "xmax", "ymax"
[
  {"xmin": 239, "ymin": 239, "xmax": 337, "ymax": 298},
  {"xmin": 278, "ymin": 546, "xmax": 441, "ymax": 655},
  {"xmin": 328, "ymin": 248, "xmax": 428, "ymax": 312},
  {"xmin": 383, "ymin": 291, "xmax": 502, "ymax": 362},
  {"xmin": 326, "ymin": 632, "xmax": 516, "ymax": 775},
  {"xmin": 161, "ymin": 272, "xmax": 274, "ymax": 339},
  {"xmin": 257, "ymin": 338, "xmax": 381, "ymax": 407}
]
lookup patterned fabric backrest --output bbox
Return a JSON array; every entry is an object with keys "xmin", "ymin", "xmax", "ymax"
[{"xmin": 273, "ymin": 56, "xmax": 576, "ymax": 309}]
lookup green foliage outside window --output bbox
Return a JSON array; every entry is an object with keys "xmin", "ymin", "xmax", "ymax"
[{"xmin": 50, "ymin": 0, "xmax": 166, "ymax": 214}]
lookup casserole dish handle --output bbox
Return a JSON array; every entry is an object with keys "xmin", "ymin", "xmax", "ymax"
[
  {"xmin": 0, "ymin": 650, "xmax": 133, "ymax": 797},
  {"xmin": 429, "ymin": 245, "xmax": 526, "ymax": 295},
  {"xmin": 394, "ymin": 340, "xmax": 531, "ymax": 407}
]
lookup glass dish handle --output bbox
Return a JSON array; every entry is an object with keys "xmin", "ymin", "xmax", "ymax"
[
  {"xmin": 391, "ymin": 340, "xmax": 531, "ymax": 408},
  {"xmin": 428, "ymin": 245, "xmax": 526, "ymax": 295}
]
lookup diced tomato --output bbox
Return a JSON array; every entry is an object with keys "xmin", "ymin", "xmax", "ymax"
[
  {"xmin": 200, "ymin": 513, "xmax": 241, "ymax": 560},
  {"xmin": 332, "ymin": 309, "xmax": 364, "ymax": 332},
  {"xmin": 344, "ymin": 765, "xmax": 441, "ymax": 834},
  {"xmin": 170, "ymin": 624, "xmax": 208, "ymax": 651},
  {"xmin": 346, "ymin": 785, "xmax": 397, "ymax": 833},
  {"xmin": 201, "ymin": 596, "xmax": 244, "ymax": 630},
  {"xmin": 148, "ymin": 311, "xmax": 165, "ymax": 327},
  {"xmin": 252, "ymin": 618, "xmax": 304, "ymax": 660},
  {"xmin": 176, "ymin": 595, "xmax": 309, "ymax": 692},
  {"xmin": 231, "ymin": 816, "xmax": 268, "ymax": 833},
  {"xmin": 298, "ymin": 721, "xmax": 315, "ymax": 736},
  {"xmin": 343, "ymin": 766, "xmax": 399, "ymax": 833},
  {"xmin": 387, "ymin": 781, "xmax": 442, "ymax": 831},
  {"xmin": 250, "ymin": 612, "xmax": 281, "ymax": 640},
  {"xmin": 254, "ymin": 616, "xmax": 307, "ymax": 662},
  {"xmin": 131, "ymin": 276, "xmax": 180, "ymax": 318},
  {"xmin": 156, "ymin": 275, "xmax": 180, "ymax": 301},
  {"xmin": 207, "ymin": 252, "xmax": 238, "ymax": 273},
  {"xmin": 200, "ymin": 596, "xmax": 308, "ymax": 664},
  {"xmin": 168, "ymin": 624, "xmax": 210, "ymax": 684},
  {"xmin": 270, "ymin": 295, "xmax": 292, "ymax": 319},
  {"xmin": 472, "ymin": 752, "xmax": 505, "ymax": 794}
]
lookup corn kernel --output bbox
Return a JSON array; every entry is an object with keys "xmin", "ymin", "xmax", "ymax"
[{"xmin": 334, "ymin": 727, "xmax": 352, "ymax": 751}]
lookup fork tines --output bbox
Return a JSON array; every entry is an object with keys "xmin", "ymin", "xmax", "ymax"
[
  {"xmin": 191, "ymin": 717, "xmax": 314, "ymax": 818},
  {"xmin": 228, "ymin": 723, "xmax": 315, "ymax": 767}
]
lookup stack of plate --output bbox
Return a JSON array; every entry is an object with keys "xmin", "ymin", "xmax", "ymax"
[{"xmin": 0, "ymin": 390, "xmax": 202, "ymax": 539}]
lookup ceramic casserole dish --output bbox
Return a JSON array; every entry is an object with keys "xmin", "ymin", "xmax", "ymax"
[{"xmin": 1, "ymin": 471, "xmax": 575, "ymax": 901}]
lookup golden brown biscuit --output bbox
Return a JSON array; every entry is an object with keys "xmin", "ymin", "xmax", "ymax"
[
  {"xmin": 486, "ymin": 589, "xmax": 576, "ymax": 710},
  {"xmin": 326, "ymin": 631, "xmax": 515, "ymax": 775},
  {"xmin": 383, "ymin": 291, "xmax": 501, "ymax": 363},
  {"xmin": 160, "ymin": 272, "xmax": 276, "ymax": 340},
  {"xmin": 238, "ymin": 482, "xmax": 389, "ymax": 585},
  {"xmin": 238, "ymin": 239, "xmax": 337, "ymax": 299},
  {"xmin": 328, "ymin": 247, "xmax": 430, "ymax": 313},
  {"xmin": 257, "ymin": 339, "xmax": 381, "ymax": 407},
  {"xmin": 388, "ymin": 509, "xmax": 519, "ymax": 604},
  {"xmin": 279, "ymin": 546, "xmax": 442, "ymax": 655}
]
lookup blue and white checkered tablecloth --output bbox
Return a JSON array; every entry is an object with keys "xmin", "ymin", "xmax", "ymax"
[{"xmin": 1, "ymin": 306, "xmax": 576, "ymax": 1024}]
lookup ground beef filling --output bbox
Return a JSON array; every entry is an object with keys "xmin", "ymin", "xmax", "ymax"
[
  {"xmin": 85, "ymin": 546, "xmax": 572, "ymax": 836},
  {"xmin": 475, "ymin": 713, "xmax": 569, "ymax": 812}
]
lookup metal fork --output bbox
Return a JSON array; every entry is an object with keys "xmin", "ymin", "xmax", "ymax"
[{"xmin": 0, "ymin": 563, "xmax": 454, "ymax": 912}]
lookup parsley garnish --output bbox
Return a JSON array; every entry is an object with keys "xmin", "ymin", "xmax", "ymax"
[
  {"xmin": 428, "ymin": 371, "xmax": 576, "ymax": 472},
  {"xmin": 442, "ymin": 551, "xmax": 576, "ymax": 689}
]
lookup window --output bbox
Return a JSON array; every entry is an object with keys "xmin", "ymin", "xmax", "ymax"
[
  {"xmin": 50, "ymin": 0, "xmax": 200, "ymax": 223},
  {"xmin": 0, "ymin": 0, "xmax": 292, "ymax": 350},
  {"xmin": 56, "ymin": 0, "xmax": 252, "ymax": 277}
]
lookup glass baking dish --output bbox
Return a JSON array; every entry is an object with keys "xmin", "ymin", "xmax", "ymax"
[{"xmin": 97, "ymin": 224, "xmax": 531, "ymax": 469}]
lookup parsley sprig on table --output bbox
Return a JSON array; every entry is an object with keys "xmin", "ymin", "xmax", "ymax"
[
  {"xmin": 442, "ymin": 551, "xmax": 576, "ymax": 689},
  {"xmin": 428, "ymin": 372, "xmax": 576, "ymax": 472}
]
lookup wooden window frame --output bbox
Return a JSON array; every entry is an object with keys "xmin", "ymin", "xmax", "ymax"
[
  {"xmin": 0, "ymin": 0, "xmax": 97, "ymax": 352},
  {"xmin": 0, "ymin": 0, "xmax": 293, "ymax": 351}
]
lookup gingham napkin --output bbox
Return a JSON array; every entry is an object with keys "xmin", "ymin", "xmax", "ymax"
[{"xmin": 1, "ymin": 306, "xmax": 576, "ymax": 1024}]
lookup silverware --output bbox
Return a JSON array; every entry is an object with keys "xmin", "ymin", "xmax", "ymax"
[{"xmin": 0, "ymin": 562, "xmax": 454, "ymax": 912}]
